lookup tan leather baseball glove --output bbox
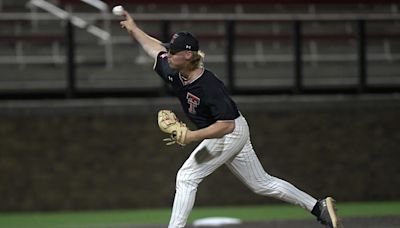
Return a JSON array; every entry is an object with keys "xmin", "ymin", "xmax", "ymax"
[{"xmin": 157, "ymin": 110, "xmax": 188, "ymax": 146}]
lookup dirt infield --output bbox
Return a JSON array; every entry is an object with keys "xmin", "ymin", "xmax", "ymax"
[{"xmin": 134, "ymin": 216, "xmax": 400, "ymax": 228}]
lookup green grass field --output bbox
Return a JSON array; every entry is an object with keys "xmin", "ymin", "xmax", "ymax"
[{"xmin": 0, "ymin": 201, "xmax": 399, "ymax": 228}]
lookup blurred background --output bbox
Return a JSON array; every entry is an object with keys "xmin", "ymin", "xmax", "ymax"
[{"xmin": 0, "ymin": 0, "xmax": 399, "ymax": 214}]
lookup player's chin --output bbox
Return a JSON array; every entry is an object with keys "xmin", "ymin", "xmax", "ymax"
[{"xmin": 168, "ymin": 62, "xmax": 181, "ymax": 70}]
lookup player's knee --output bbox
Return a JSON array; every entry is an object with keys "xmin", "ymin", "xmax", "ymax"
[
  {"xmin": 247, "ymin": 183, "xmax": 266, "ymax": 195},
  {"xmin": 176, "ymin": 168, "xmax": 200, "ymax": 189},
  {"xmin": 246, "ymin": 175, "xmax": 276, "ymax": 195},
  {"xmin": 252, "ymin": 186, "xmax": 273, "ymax": 195}
]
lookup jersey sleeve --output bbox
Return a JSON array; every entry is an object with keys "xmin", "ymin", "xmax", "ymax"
[
  {"xmin": 153, "ymin": 51, "xmax": 173, "ymax": 82},
  {"xmin": 206, "ymin": 82, "xmax": 239, "ymax": 121}
]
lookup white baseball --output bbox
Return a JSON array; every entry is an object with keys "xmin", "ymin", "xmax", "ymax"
[{"xmin": 112, "ymin": 5, "xmax": 124, "ymax": 16}]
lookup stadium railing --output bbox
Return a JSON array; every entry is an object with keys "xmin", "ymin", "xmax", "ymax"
[{"xmin": 0, "ymin": 0, "xmax": 399, "ymax": 98}]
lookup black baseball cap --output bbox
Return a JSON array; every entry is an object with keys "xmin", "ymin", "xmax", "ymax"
[{"xmin": 162, "ymin": 32, "xmax": 199, "ymax": 53}]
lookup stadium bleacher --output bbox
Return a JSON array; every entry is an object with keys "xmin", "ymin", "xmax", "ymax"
[{"xmin": 0, "ymin": 0, "xmax": 399, "ymax": 95}]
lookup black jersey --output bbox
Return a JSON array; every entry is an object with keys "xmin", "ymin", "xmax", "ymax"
[{"xmin": 154, "ymin": 51, "xmax": 240, "ymax": 129}]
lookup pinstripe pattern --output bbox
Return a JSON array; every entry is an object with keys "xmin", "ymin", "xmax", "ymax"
[{"xmin": 168, "ymin": 115, "xmax": 317, "ymax": 228}]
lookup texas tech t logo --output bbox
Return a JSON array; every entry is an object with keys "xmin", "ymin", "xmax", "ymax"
[{"xmin": 186, "ymin": 92, "xmax": 200, "ymax": 114}]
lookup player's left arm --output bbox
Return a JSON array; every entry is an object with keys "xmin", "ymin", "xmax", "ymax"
[{"xmin": 185, "ymin": 120, "xmax": 235, "ymax": 144}]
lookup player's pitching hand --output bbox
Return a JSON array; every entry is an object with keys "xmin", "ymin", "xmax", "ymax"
[{"xmin": 120, "ymin": 11, "xmax": 137, "ymax": 33}]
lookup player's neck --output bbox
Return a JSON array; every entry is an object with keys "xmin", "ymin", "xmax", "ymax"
[{"xmin": 180, "ymin": 67, "xmax": 203, "ymax": 82}]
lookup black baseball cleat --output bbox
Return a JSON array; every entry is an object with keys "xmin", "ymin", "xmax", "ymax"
[{"xmin": 311, "ymin": 197, "xmax": 342, "ymax": 228}]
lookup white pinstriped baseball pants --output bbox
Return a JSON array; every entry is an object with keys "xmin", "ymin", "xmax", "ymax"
[{"xmin": 168, "ymin": 115, "xmax": 317, "ymax": 228}]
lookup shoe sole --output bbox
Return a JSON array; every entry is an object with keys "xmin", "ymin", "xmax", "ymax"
[{"xmin": 326, "ymin": 197, "xmax": 341, "ymax": 228}]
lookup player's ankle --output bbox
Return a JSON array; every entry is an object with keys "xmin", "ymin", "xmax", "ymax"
[{"xmin": 311, "ymin": 200, "xmax": 321, "ymax": 217}]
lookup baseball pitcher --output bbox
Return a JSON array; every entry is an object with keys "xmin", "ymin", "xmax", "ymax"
[{"xmin": 119, "ymin": 10, "xmax": 342, "ymax": 228}]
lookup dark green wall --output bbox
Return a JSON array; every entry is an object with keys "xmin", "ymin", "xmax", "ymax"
[{"xmin": 0, "ymin": 96, "xmax": 399, "ymax": 211}]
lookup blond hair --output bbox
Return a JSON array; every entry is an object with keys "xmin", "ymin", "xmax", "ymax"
[{"xmin": 187, "ymin": 50, "xmax": 205, "ymax": 71}]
